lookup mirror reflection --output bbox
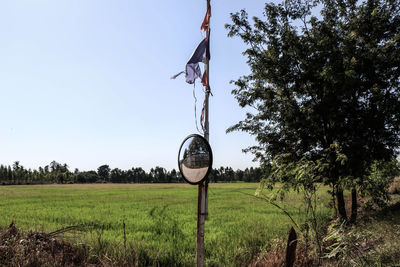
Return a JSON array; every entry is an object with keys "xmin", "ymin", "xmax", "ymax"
[{"xmin": 178, "ymin": 135, "xmax": 212, "ymax": 184}]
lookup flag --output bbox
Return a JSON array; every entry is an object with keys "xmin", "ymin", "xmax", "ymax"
[
  {"xmin": 185, "ymin": 37, "xmax": 209, "ymax": 84},
  {"xmin": 171, "ymin": 37, "xmax": 210, "ymax": 84},
  {"xmin": 170, "ymin": 71, "xmax": 185, "ymax": 80},
  {"xmin": 201, "ymin": 2, "xmax": 211, "ymax": 32},
  {"xmin": 201, "ymin": 99, "xmax": 206, "ymax": 131},
  {"xmin": 201, "ymin": 70, "xmax": 208, "ymax": 87}
]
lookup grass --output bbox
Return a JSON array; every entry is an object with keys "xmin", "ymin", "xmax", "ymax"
[
  {"xmin": 365, "ymin": 209, "xmax": 400, "ymax": 265},
  {"xmin": 0, "ymin": 183, "xmax": 332, "ymax": 266},
  {"xmin": 322, "ymin": 196, "xmax": 400, "ymax": 267}
]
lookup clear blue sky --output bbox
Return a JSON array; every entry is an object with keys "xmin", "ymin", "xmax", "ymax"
[{"xmin": 0, "ymin": 0, "xmax": 267, "ymax": 172}]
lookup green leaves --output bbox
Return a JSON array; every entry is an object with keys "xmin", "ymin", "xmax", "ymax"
[
  {"xmin": 359, "ymin": 159, "xmax": 400, "ymax": 207},
  {"xmin": 227, "ymin": 0, "xmax": 400, "ymax": 212}
]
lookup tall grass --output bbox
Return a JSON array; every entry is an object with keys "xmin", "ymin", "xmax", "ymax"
[{"xmin": 0, "ymin": 183, "xmax": 332, "ymax": 266}]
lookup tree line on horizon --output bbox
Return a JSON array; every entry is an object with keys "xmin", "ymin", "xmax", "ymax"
[{"xmin": 0, "ymin": 161, "xmax": 266, "ymax": 185}]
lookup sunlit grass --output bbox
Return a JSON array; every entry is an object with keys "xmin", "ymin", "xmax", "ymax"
[{"xmin": 0, "ymin": 183, "xmax": 332, "ymax": 266}]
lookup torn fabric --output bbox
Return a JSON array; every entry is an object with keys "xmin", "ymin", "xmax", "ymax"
[
  {"xmin": 201, "ymin": 2, "xmax": 211, "ymax": 32},
  {"xmin": 185, "ymin": 37, "xmax": 210, "ymax": 84}
]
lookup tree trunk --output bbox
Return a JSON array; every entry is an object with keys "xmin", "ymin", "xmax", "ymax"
[
  {"xmin": 336, "ymin": 189, "xmax": 347, "ymax": 221},
  {"xmin": 332, "ymin": 184, "xmax": 338, "ymax": 217},
  {"xmin": 350, "ymin": 188, "xmax": 357, "ymax": 223}
]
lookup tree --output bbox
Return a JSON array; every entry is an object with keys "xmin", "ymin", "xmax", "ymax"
[
  {"xmin": 235, "ymin": 169, "xmax": 244, "ymax": 181},
  {"xmin": 50, "ymin": 161, "xmax": 61, "ymax": 172},
  {"xmin": 76, "ymin": 171, "xmax": 99, "ymax": 183},
  {"xmin": 226, "ymin": 0, "xmax": 400, "ymax": 221},
  {"xmin": 7, "ymin": 166, "xmax": 12, "ymax": 184},
  {"xmin": 12, "ymin": 161, "xmax": 24, "ymax": 184},
  {"xmin": 0, "ymin": 165, "xmax": 7, "ymax": 184},
  {"xmin": 132, "ymin": 167, "xmax": 147, "ymax": 183},
  {"xmin": 12, "ymin": 161, "xmax": 20, "ymax": 171},
  {"xmin": 97, "ymin": 165, "xmax": 111, "ymax": 182},
  {"xmin": 224, "ymin": 167, "xmax": 235, "ymax": 181},
  {"xmin": 110, "ymin": 168, "xmax": 124, "ymax": 183},
  {"xmin": 168, "ymin": 168, "xmax": 178, "ymax": 183},
  {"xmin": 150, "ymin": 166, "xmax": 167, "ymax": 183}
]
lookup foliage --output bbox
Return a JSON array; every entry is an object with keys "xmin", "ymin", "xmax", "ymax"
[
  {"xmin": 0, "ymin": 161, "xmax": 265, "ymax": 184},
  {"xmin": 261, "ymin": 145, "xmax": 347, "ymax": 192},
  {"xmin": 97, "ymin": 165, "xmax": 110, "ymax": 181},
  {"xmin": 257, "ymin": 152, "xmax": 344, "ymax": 262},
  {"xmin": 360, "ymin": 159, "xmax": 400, "ymax": 207},
  {"xmin": 226, "ymin": 0, "xmax": 400, "ymax": 220}
]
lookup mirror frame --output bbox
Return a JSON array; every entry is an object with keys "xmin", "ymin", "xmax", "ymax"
[{"xmin": 178, "ymin": 134, "xmax": 213, "ymax": 185}]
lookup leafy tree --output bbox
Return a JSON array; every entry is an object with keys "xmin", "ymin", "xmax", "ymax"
[
  {"xmin": 12, "ymin": 161, "xmax": 20, "ymax": 171},
  {"xmin": 132, "ymin": 167, "xmax": 147, "ymax": 183},
  {"xmin": 50, "ymin": 160, "xmax": 60, "ymax": 172},
  {"xmin": 226, "ymin": 0, "xmax": 400, "ymax": 221},
  {"xmin": 224, "ymin": 167, "xmax": 235, "ymax": 181},
  {"xmin": 7, "ymin": 166, "xmax": 12, "ymax": 184},
  {"xmin": 218, "ymin": 167, "xmax": 227, "ymax": 182},
  {"xmin": 168, "ymin": 168, "xmax": 178, "ymax": 183},
  {"xmin": 110, "ymin": 168, "xmax": 124, "ymax": 183},
  {"xmin": 0, "ymin": 165, "xmax": 7, "ymax": 184},
  {"xmin": 97, "ymin": 164, "xmax": 111, "ymax": 182},
  {"xmin": 235, "ymin": 169, "xmax": 244, "ymax": 181},
  {"xmin": 76, "ymin": 171, "xmax": 99, "ymax": 183},
  {"xmin": 46, "ymin": 161, "xmax": 70, "ymax": 184},
  {"xmin": 150, "ymin": 166, "xmax": 167, "ymax": 183},
  {"xmin": 210, "ymin": 168, "xmax": 220, "ymax": 182}
]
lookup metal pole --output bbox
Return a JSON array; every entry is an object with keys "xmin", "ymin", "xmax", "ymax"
[{"xmin": 196, "ymin": 1, "xmax": 210, "ymax": 266}]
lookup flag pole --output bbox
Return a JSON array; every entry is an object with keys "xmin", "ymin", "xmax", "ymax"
[
  {"xmin": 204, "ymin": 0, "xmax": 210, "ymax": 222},
  {"xmin": 196, "ymin": 1, "xmax": 210, "ymax": 266}
]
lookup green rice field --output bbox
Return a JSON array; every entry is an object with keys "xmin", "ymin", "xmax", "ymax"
[{"xmin": 0, "ymin": 183, "xmax": 332, "ymax": 266}]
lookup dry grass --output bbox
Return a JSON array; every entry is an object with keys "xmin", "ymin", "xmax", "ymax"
[
  {"xmin": 249, "ymin": 241, "xmax": 314, "ymax": 267},
  {"xmin": 249, "ymin": 196, "xmax": 400, "ymax": 267},
  {"xmin": 0, "ymin": 223, "xmax": 93, "ymax": 267},
  {"xmin": 389, "ymin": 177, "xmax": 400, "ymax": 194}
]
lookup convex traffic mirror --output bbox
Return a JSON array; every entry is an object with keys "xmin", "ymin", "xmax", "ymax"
[{"xmin": 178, "ymin": 134, "xmax": 213, "ymax": 185}]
